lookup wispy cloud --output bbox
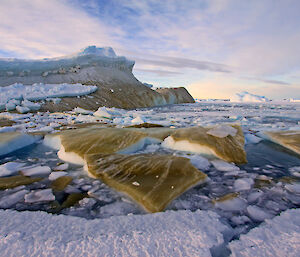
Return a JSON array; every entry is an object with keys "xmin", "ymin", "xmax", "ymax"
[{"xmin": 0, "ymin": 0, "xmax": 121, "ymax": 58}]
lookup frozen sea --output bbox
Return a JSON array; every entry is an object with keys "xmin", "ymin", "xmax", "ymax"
[{"xmin": 1, "ymin": 100, "xmax": 300, "ymax": 256}]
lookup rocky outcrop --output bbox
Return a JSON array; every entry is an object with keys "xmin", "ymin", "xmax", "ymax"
[{"xmin": 0, "ymin": 46, "xmax": 194, "ymax": 111}]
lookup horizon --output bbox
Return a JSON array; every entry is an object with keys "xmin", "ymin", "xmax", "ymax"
[{"xmin": 0, "ymin": 0, "xmax": 299, "ymax": 100}]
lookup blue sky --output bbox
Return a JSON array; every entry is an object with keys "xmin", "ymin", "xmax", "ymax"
[{"xmin": 0, "ymin": 0, "xmax": 299, "ymax": 99}]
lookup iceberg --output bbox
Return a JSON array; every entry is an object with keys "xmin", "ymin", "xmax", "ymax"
[{"xmin": 231, "ymin": 91, "xmax": 269, "ymax": 103}]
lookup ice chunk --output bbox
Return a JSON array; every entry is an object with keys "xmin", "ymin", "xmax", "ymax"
[
  {"xmin": 53, "ymin": 163, "xmax": 69, "ymax": 171},
  {"xmin": 162, "ymin": 125, "xmax": 247, "ymax": 164},
  {"xmin": 21, "ymin": 100, "xmax": 41, "ymax": 111},
  {"xmin": 56, "ymin": 127, "xmax": 162, "ymax": 165},
  {"xmin": 247, "ymin": 205, "xmax": 273, "ymax": 221},
  {"xmin": 285, "ymin": 183, "xmax": 300, "ymax": 194},
  {"xmin": 247, "ymin": 190, "xmax": 263, "ymax": 203},
  {"xmin": 131, "ymin": 115, "xmax": 145, "ymax": 125},
  {"xmin": 262, "ymin": 130, "xmax": 300, "ymax": 155},
  {"xmin": 0, "ymin": 132, "xmax": 41, "ymax": 156},
  {"xmin": 93, "ymin": 107, "xmax": 112, "ymax": 118},
  {"xmin": 186, "ymin": 155, "xmax": 210, "ymax": 171},
  {"xmin": 231, "ymin": 215, "xmax": 251, "ymax": 225},
  {"xmin": 0, "ymin": 189, "xmax": 29, "ymax": 208},
  {"xmin": 85, "ymin": 153, "xmax": 207, "ymax": 212},
  {"xmin": 234, "ymin": 178, "xmax": 254, "ymax": 191},
  {"xmin": 48, "ymin": 172, "xmax": 68, "ymax": 181},
  {"xmin": 207, "ymin": 124, "xmax": 237, "ymax": 138},
  {"xmin": 289, "ymin": 166, "xmax": 300, "ymax": 177},
  {"xmin": 24, "ymin": 189, "xmax": 55, "ymax": 203},
  {"xmin": 16, "ymin": 106, "xmax": 30, "ymax": 114},
  {"xmin": 214, "ymin": 193, "xmax": 247, "ymax": 212},
  {"xmin": 72, "ymin": 107, "xmax": 93, "ymax": 115},
  {"xmin": 21, "ymin": 166, "xmax": 51, "ymax": 177},
  {"xmin": 211, "ymin": 160, "xmax": 240, "ymax": 172},
  {"xmin": 43, "ymin": 134, "xmax": 61, "ymax": 150},
  {"xmin": 0, "ymin": 162, "xmax": 26, "ymax": 177},
  {"xmin": 245, "ymin": 134, "xmax": 262, "ymax": 144}
]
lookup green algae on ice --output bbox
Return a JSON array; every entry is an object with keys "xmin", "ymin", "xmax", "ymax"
[
  {"xmin": 85, "ymin": 153, "xmax": 207, "ymax": 213},
  {"xmin": 0, "ymin": 175, "xmax": 42, "ymax": 189}
]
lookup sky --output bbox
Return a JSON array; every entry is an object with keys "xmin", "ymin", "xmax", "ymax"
[{"xmin": 0, "ymin": 0, "xmax": 300, "ymax": 99}]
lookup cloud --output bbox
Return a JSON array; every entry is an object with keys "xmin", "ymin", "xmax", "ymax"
[
  {"xmin": 0, "ymin": 0, "xmax": 121, "ymax": 58},
  {"xmin": 134, "ymin": 69, "xmax": 183, "ymax": 76},
  {"xmin": 241, "ymin": 77, "xmax": 291, "ymax": 86}
]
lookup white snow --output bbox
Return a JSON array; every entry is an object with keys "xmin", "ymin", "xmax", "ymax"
[
  {"xmin": 0, "ymin": 209, "xmax": 231, "ymax": 257},
  {"xmin": 0, "ymin": 83, "xmax": 97, "ymax": 111},
  {"xmin": 0, "ymin": 189, "xmax": 29, "ymax": 208},
  {"xmin": 0, "ymin": 133, "xmax": 41, "ymax": 156},
  {"xmin": 231, "ymin": 91, "xmax": 269, "ymax": 103},
  {"xmin": 211, "ymin": 160, "xmax": 240, "ymax": 172},
  {"xmin": 131, "ymin": 115, "xmax": 145, "ymax": 125},
  {"xmin": 24, "ymin": 189, "xmax": 55, "ymax": 203},
  {"xmin": 93, "ymin": 107, "xmax": 113, "ymax": 118},
  {"xmin": 234, "ymin": 178, "xmax": 254, "ymax": 191},
  {"xmin": 21, "ymin": 166, "xmax": 51, "ymax": 177},
  {"xmin": 0, "ymin": 162, "xmax": 26, "ymax": 177},
  {"xmin": 162, "ymin": 136, "xmax": 215, "ymax": 156},
  {"xmin": 49, "ymin": 171, "xmax": 68, "ymax": 181},
  {"xmin": 230, "ymin": 208, "xmax": 300, "ymax": 257},
  {"xmin": 247, "ymin": 205, "xmax": 273, "ymax": 222},
  {"xmin": 206, "ymin": 124, "xmax": 237, "ymax": 138}
]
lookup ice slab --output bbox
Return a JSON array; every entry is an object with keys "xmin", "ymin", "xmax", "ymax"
[
  {"xmin": 21, "ymin": 166, "xmax": 51, "ymax": 177},
  {"xmin": 234, "ymin": 178, "xmax": 254, "ymax": 191},
  {"xmin": 247, "ymin": 205, "xmax": 273, "ymax": 222},
  {"xmin": 0, "ymin": 175, "xmax": 42, "ymax": 190},
  {"xmin": 0, "ymin": 162, "xmax": 26, "ymax": 177},
  {"xmin": 230, "ymin": 208, "xmax": 300, "ymax": 257},
  {"xmin": 0, "ymin": 132, "xmax": 41, "ymax": 156},
  {"xmin": 214, "ymin": 193, "xmax": 247, "ymax": 212},
  {"xmin": 231, "ymin": 91, "xmax": 269, "ymax": 103},
  {"xmin": 24, "ymin": 189, "xmax": 55, "ymax": 203},
  {"xmin": 0, "ymin": 209, "xmax": 231, "ymax": 257},
  {"xmin": 49, "ymin": 172, "xmax": 68, "ymax": 181},
  {"xmin": 211, "ymin": 160, "xmax": 240, "ymax": 172},
  {"xmin": 56, "ymin": 127, "xmax": 163, "ymax": 164},
  {"xmin": 262, "ymin": 130, "xmax": 300, "ymax": 156},
  {"xmin": 162, "ymin": 125, "xmax": 247, "ymax": 164},
  {"xmin": 206, "ymin": 124, "xmax": 237, "ymax": 138},
  {"xmin": 0, "ymin": 189, "xmax": 29, "ymax": 208},
  {"xmin": 85, "ymin": 153, "xmax": 207, "ymax": 212}
]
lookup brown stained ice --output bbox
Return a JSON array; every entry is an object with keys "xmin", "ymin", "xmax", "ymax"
[
  {"xmin": 0, "ymin": 175, "xmax": 42, "ymax": 190},
  {"xmin": 170, "ymin": 125, "xmax": 247, "ymax": 164},
  {"xmin": 264, "ymin": 130, "xmax": 300, "ymax": 156},
  {"xmin": 59, "ymin": 127, "xmax": 173, "ymax": 158},
  {"xmin": 85, "ymin": 153, "xmax": 207, "ymax": 213}
]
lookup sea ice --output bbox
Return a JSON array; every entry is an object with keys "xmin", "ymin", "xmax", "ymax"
[
  {"xmin": 0, "ymin": 189, "xmax": 29, "ymax": 208},
  {"xmin": 206, "ymin": 124, "xmax": 237, "ymax": 138},
  {"xmin": 24, "ymin": 189, "xmax": 55, "ymax": 203},
  {"xmin": 21, "ymin": 166, "xmax": 51, "ymax": 177},
  {"xmin": 0, "ymin": 209, "xmax": 231, "ymax": 257},
  {"xmin": 214, "ymin": 195, "xmax": 247, "ymax": 212},
  {"xmin": 234, "ymin": 178, "xmax": 254, "ymax": 191},
  {"xmin": 246, "ymin": 205, "xmax": 273, "ymax": 222},
  {"xmin": 285, "ymin": 183, "xmax": 300, "ymax": 194},
  {"xmin": 245, "ymin": 134, "xmax": 262, "ymax": 144},
  {"xmin": 231, "ymin": 91, "xmax": 269, "ymax": 103},
  {"xmin": 0, "ymin": 162, "xmax": 26, "ymax": 177},
  {"xmin": 48, "ymin": 172, "xmax": 68, "ymax": 181},
  {"xmin": 230, "ymin": 208, "xmax": 300, "ymax": 257},
  {"xmin": 211, "ymin": 160, "xmax": 240, "ymax": 172},
  {"xmin": 0, "ymin": 132, "xmax": 41, "ymax": 156}
]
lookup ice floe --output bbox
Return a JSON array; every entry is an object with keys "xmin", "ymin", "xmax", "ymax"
[
  {"xmin": 0, "ymin": 132, "xmax": 41, "ymax": 156},
  {"xmin": 21, "ymin": 166, "xmax": 51, "ymax": 177},
  {"xmin": 24, "ymin": 189, "xmax": 55, "ymax": 203},
  {"xmin": 0, "ymin": 162, "xmax": 26, "ymax": 177}
]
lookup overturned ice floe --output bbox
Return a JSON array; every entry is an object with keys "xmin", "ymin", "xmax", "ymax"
[
  {"xmin": 162, "ymin": 125, "xmax": 247, "ymax": 164},
  {"xmin": 85, "ymin": 153, "xmax": 207, "ymax": 212},
  {"xmin": 0, "ymin": 132, "xmax": 41, "ymax": 156},
  {"xmin": 46, "ymin": 127, "xmax": 167, "ymax": 165},
  {"xmin": 262, "ymin": 130, "xmax": 300, "ymax": 156}
]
